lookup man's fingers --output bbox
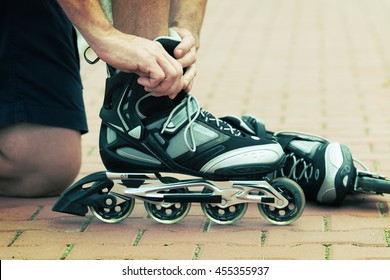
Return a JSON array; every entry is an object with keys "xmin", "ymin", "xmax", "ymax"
[
  {"xmin": 143, "ymin": 75, "xmax": 184, "ymax": 97},
  {"xmin": 176, "ymin": 46, "xmax": 196, "ymax": 69},
  {"xmin": 173, "ymin": 28, "xmax": 196, "ymax": 59},
  {"xmin": 179, "ymin": 60, "xmax": 197, "ymax": 93}
]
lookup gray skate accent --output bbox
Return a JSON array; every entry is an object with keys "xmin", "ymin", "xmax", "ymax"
[
  {"xmin": 163, "ymin": 98, "xmax": 198, "ymax": 134},
  {"xmin": 128, "ymin": 126, "xmax": 142, "ymax": 139},
  {"xmin": 135, "ymin": 93, "xmax": 153, "ymax": 120},
  {"xmin": 117, "ymin": 87, "xmax": 131, "ymax": 131},
  {"xmin": 106, "ymin": 127, "xmax": 118, "ymax": 144},
  {"xmin": 116, "ymin": 147, "xmax": 161, "ymax": 165},
  {"xmin": 146, "ymin": 118, "xmax": 167, "ymax": 130},
  {"xmin": 200, "ymin": 144, "xmax": 284, "ymax": 173},
  {"xmin": 123, "ymin": 102, "xmax": 130, "ymax": 120},
  {"xmin": 316, "ymin": 143, "xmax": 343, "ymax": 203},
  {"xmin": 289, "ymin": 139, "xmax": 322, "ymax": 157},
  {"xmin": 108, "ymin": 122, "xmax": 124, "ymax": 133},
  {"xmin": 166, "ymin": 123, "xmax": 219, "ymax": 158}
]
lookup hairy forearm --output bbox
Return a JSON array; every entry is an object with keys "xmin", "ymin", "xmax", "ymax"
[
  {"xmin": 57, "ymin": 0, "xmax": 116, "ymax": 53},
  {"xmin": 169, "ymin": 0, "xmax": 207, "ymax": 48},
  {"xmin": 57, "ymin": 0, "xmax": 186, "ymax": 98}
]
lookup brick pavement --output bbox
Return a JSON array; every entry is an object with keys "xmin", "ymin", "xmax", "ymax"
[{"xmin": 1, "ymin": 0, "xmax": 390, "ymax": 260}]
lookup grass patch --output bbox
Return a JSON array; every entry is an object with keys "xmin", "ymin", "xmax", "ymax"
[
  {"xmin": 323, "ymin": 244, "xmax": 332, "ymax": 260},
  {"xmin": 377, "ymin": 202, "xmax": 388, "ymax": 218},
  {"xmin": 60, "ymin": 243, "xmax": 75, "ymax": 260},
  {"xmin": 385, "ymin": 229, "xmax": 390, "ymax": 247},
  {"xmin": 133, "ymin": 229, "xmax": 146, "ymax": 246},
  {"xmin": 203, "ymin": 219, "xmax": 211, "ymax": 232},
  {"xmin": 79, "ymin": 216, "xmax": 93, "ymax": 232},
  {"xmin": 192, "ymin": 244, "xmax": 201, "ymax": 260},
  {"xmin": 7, "ymin": 231, "xmax": 23, "ymax": 247},
  {"xmin": 28, "ymin": 205, "xmax": 44, "ymax": 221},
  {"xmin": 323, "ymin": 216, "xmax": 329, "ymax": 232},
  {"xmin": 260, "ymin": 230, "xmax": 267, "ymax": 247}
]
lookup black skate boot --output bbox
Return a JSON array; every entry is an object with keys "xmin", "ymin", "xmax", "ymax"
[
  {"xmin": 99, "ymin": 40, "xmax": 286, "ymax": 180},
  {"xmin": 53, "ymin": 35, "xmax": 306, "ymax": 226},
  {"xmin": 223, "ymin": 114, "xmax": 356, "ymax": 205}
]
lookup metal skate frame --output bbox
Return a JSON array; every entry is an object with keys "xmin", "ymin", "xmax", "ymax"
[
  {"xmin": 353, "ymin": 158, "xmax": 390, "ymax": 195},
  {"xmin": 52, "ymin": 170, "xmax": 305, "ymax": 225},
  {"xmin": 106, "ymin": 172, "xmax": 290, "ymax": 209},
  {"xmin": 354, "ymin": 169, "xmax": 389, "ymax": 194}
]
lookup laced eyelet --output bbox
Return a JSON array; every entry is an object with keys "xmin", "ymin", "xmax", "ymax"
[
  {"xmin": 161, "ymin": 95, "xmax": 241, "ymax": 152},
  {"xmin": 279, "ymin": 153, "xmax": 314, "ymax": 182}
]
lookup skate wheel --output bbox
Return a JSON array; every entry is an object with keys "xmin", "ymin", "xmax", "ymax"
[
  {"xmin": 258, "ymin": 178, "xmax": 305, "ymax": 225},
  {"xmin": 201, "ymin": 188, "xmax": 248, "ymax": 225},
  {"xmin": 88, "ymin": 183, "xmax": 135, "ymax": 223},
  {"xmin": 144, "ymin": 188, "xmax": 191, "ymax": 224},
  {"xmin": 89, "ymin": 197, "xmax": 135, "ymax": 224}
]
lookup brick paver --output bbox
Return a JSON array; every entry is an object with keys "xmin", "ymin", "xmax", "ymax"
[{"xmin": 1, "ymin": 0, "xmax": 390, "ymax": 261}]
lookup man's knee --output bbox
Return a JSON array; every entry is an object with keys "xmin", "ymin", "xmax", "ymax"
[
  {"xmin": 0, "ymin": 123, "xmax": 82, "ymax": 197},
  {"xmin": 0, "ymin": 166, "xmax": 80, "ymax": 198}
]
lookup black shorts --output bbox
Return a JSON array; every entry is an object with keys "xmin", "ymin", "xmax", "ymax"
[{"xmin": 0, "ymin": 0, "xmax": 88, "ymax": 133}]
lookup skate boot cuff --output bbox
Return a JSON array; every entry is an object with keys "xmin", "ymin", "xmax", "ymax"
[{"xmin": 154, "ymin": 29, "xmax": 181, "ymax": 58}]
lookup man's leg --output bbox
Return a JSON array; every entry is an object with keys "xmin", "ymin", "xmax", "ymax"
[
  {"xmin": 111, "ymin": 0, "xmax": 170, "ymax": 39},
  {"xmin": 0, "ymin": 123, "xmax": 82, "ymax": 197}
]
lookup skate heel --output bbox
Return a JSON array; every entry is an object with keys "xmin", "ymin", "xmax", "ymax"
[
  {"xmin": 52, "ymin": 171, "xmax": 113, "ymax": 216},
  {"xmin": 52, "ymin": 196, "xmax": 88, "ymax": 216}
]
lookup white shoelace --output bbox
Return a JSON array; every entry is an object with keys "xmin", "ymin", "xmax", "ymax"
[
  {"xmin": 274, "ymin": 130, "xmax": 369, "ymax": 175},
  {"xmin": 280, "ymin": 153, "xmax": 314, "ymax": 182},
  {"xmin": 161, "ymin": 95, "xmax": 241, "ymax": 152}
]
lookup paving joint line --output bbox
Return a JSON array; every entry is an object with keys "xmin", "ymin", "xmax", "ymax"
[
  {"xmin": 323, "ymin": 215, "xmax": 329, "ymax": 232},
  {"xmin": 7, "ymin": 231, "xmax": 23, "ymax": 247},
  {"xmin": 323, "ymin": 244, "xmax": 332, "ymax": 260},
  {"xmin": 7, "ymin": 206, "xmax": 44, "ymax": 248},
  {"xmin": 133, "ymin": 229, "xmax": 146, "ymax": 246},
  {"xmin": 192, "ymin": 244, "xmax": 201, "ymax": 260},
  {"xmin": 203, "ymin": 219, "xmax": 211, "ymax": 232},
  {"xmin": 60, "ymin": 243, "xmax": 75, "ymax": 260},
  {"xmin": 260, "ymin": 230, "xmax": 267, "ymax": 247},
  {"xmin": 79, "ymin": 216, "xmax": 92, "ymax": 232},
  {"xmin": 384, "ymin": 229, "xmax": 390, "ymax": 247},
  {"xmin": 28, "ymin": 205, "xmax": 44, "ymax": 221}
]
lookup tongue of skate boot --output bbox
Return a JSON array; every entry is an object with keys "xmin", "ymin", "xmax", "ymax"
[
  {"xmin": 136, "ymin": 92, "xmax": 197, "ymax": 132},
  {"xmin": 135, "ymin": 93, "xmax": 177, "ymax": 120}
]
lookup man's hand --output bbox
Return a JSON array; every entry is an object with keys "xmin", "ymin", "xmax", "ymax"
[
  {"xmin": 57, "ymin": 0, "xmax": 185, "ymax": 99},
  {"xmin": 171, "ymin": 27, "xmax": 198, "ymax": 95},
  {"xmin": 96, "ymin": 30, "xmax": 185, "ymax": 99}
]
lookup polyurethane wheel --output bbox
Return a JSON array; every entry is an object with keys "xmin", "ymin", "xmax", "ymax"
[
  {"xmin": 200, "ymin": 187, "xmax": 248, "ymax": 225},
  {"xmin": 201, "ymin": 202, "xmax": 248, "ymax": 225},
  {"xmin": 90, "ymin": 197, "xmax": 135, "ymax": 224},
  {"xmin": 258, "ymin": 177, "xmax": 305, "ymax": 225},
  {"xmin": 144, "ymin": 188, "xmax": 191, "ymax": 224},
  {"xmin": 85, "ymin": 179, "xmax": 135, "ymax": 223}
]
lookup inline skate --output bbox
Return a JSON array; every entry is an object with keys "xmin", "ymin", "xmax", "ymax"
[
  {"xmin": 52, "ymin": 33, "xmax": 306, "ymax": 225},
  {"xmin": 223, "ymin": 114, "xmax": 390, "ymax": 205}
]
